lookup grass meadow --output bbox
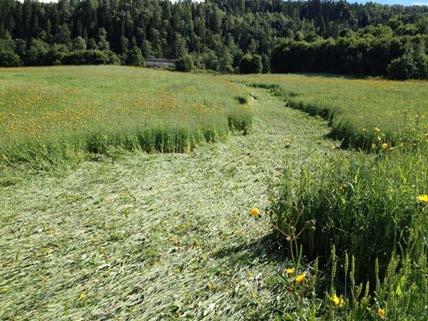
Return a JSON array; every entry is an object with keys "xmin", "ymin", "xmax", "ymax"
[
  {"xmin": 0, "ymin": 66, "xmax": 251, "ymax": 173},
  {"xmin": 226, "ymin": 73, "xmax": 428, "ymax": 320},
  {"xmin": 228, "ymin": 74, "xmax": 428, "ymax": 152},
  {"xmin": 1, "ymin": 68, "xmax": 427, "ymax": 320}
]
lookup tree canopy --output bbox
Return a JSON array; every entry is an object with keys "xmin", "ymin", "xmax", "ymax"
[{"xmin": 0, "ymin": 0, "xmax": 427, "ymax": 78}]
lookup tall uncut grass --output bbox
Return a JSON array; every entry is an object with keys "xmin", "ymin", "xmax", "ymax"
[
  {"xmin": 228, "ymin": 74, "xmax": 428, "ymax": 152},
  {"xmin": 0, "ymin": 66, "xmax": 251, "ymax": 171},
  {"xmin": 272, "ymin": 152, "xmax": 427, "ymax": 276},
  {"xmin": 271, "ymin": 153, "xmax": 428, "ymax": 320},
  {"xmin": 231, "ymin": 74, "xmax": 428, "ymax": 320}
]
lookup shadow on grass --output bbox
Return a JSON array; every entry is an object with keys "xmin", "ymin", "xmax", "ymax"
[{"xmin": 212, "ymin": 233, "xmax": 287, "ymax": 267}]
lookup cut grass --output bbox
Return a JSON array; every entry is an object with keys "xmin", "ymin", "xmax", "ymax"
[
  {"xmin": 2, "ymin": 69, "xmax": 428, "ymax": 320},
  {"xmin": 0, "ymin": 88, "xmax": 345, "ymax": 320}
]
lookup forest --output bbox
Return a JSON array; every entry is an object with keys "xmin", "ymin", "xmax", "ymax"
[{"xmin": 0, "ymin": 0, "xmax": 428, "ymax": 79}]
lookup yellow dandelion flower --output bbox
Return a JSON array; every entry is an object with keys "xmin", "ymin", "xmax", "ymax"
[
  {"xmin": 78, "ymin": 292, "xmax": 87, "ymax": 301},
  {"xmin": 330, "ymin": 293, "xmax": 340, "ymax": 305},
  {"xmin": 249, "ymin": 207, "xmax": 261, "ymax": 218},
  {"xmin": 330, "ymin": 293, "xmax": 345, "ymax": 307},
  {"xmin": 416, "ymin": 194, "xmax": 428, "ymax": 204},
  {"xmin": 377, "ymin": 308, "xmax": 385, "ymax": 319},
  {"xmin": 285, "ymin": 267, "xmax": 295, "ymax": 275},
  {"xmin": 295, "ymin": 273, "xmax": 305, "ymax": 283},
  {"xmin": 381, "ymin": 143, "xmax": 389, "ymax": 150}
]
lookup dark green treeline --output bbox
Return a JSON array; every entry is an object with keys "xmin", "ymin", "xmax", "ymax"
[{"xmin": 0, "ymin": 0, "xmax": 427, "ymax": 78}]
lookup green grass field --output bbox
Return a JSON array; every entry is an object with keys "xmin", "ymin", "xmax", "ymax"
[
  {"xmin": 0, "ymin": 66, "xmax": 251, "ymax": 170},
  {"xmin": 228, "ymin": 74, "xmax": 428, "ymax": 152},
  {"xmin": 225, "ymin": 73, "xmax": 428, "ymax": 320},
  {"xmin": 1, "ymin": 67, "xmax": 427, "ymax": 320}
]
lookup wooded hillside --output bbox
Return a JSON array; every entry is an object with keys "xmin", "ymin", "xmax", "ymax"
[{"xmin": 1, "ymin": 0, "xmax": 427, "ymax": 78}]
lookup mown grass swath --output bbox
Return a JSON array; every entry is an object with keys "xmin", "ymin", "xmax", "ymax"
[
  {"xmin": 2, "ymin": 67, "xmax": 427, "ymax": 320},
  {"xmin": 0, "ymin": 66, "xmax": 251, "ymax": 170}
]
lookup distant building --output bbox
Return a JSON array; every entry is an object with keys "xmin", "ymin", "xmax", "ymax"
[{"xmin": 145, "ymin": 58, "xmax": 176, "ymax": 69}]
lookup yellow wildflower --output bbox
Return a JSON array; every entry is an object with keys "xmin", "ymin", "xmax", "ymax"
[
  {"xmin": 374, "ymin": 127, "xmax": 381, "ymax": 132},
  {"xmin": 330, "ymin": 293, "xmax": 345, "ymax": 307},
  {"xmin": 78, "ymin": 292, "xmax": 87, "ymax": 301},
  {"xmin": 285, "ymin": 267, "xmax": 295, "ymax": 275},
  {"xmin": 416, "ymin": 194, "xmax": 428, "ymax": 204},
  {"xmin": 249, "ymin": 207, "xmax": 261, "ymax": 218},
  {"xmin": 295, "ymin": 273, "xmax": 305, "ymax": 283},
  {"xmin": 381, "ymin": 143, "xmax": 389, "ymax": 150},
  {"xmin": 377, "ymin": 308, "xmax": 385, "ymax": 319}
]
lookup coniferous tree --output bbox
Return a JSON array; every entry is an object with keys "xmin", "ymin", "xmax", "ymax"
[{"xmin": 0, "ymin": 0, "xmax": 426, "ymax": 78}]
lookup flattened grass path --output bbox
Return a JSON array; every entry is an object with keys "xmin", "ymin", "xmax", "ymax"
[{"xmin": 1, "ymin": 88, "xmax": 341, "ymax": 320}]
